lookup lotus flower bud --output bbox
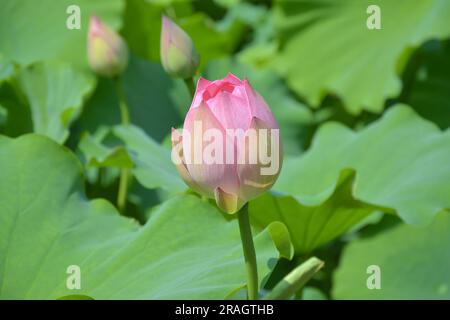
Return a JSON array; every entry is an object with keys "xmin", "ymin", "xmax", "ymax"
[
  {"xmin": 160, "ymin": 16, "xmax": 199, "ymax": 79},
  {"xmin": 172, "ymin": 74, "xmax": 283, "ymax": 214},
  {"xmin": 87, "ymin": 16, "xmax": 129, "ymax": 77}
]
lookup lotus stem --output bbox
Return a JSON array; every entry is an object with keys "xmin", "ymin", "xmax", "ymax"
[
  {"xmin": 114, "ymin": 77, "xmax": 130, "ymax": 213},
  {"xmin": 237, "ymin": 203, "xmax": 259, "ymax": 300}
]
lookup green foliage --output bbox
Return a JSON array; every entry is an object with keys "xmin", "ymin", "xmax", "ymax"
[
  {"xmin": 0, "ymin": 0, "xmax": 124, "ymax": 68},
  {"xmin": 406, "ymin": 40, "xmax": 450, "ymax": 129},
  {"xmin": 79, "ymin": 128, "xmax": 133, "ymax": 168},
  {"xmin": 274, "ymin": 0, "xmax": 450, "ymax": 114},
  {"xmin": 114, "ymin": 124, "xmax": 186, "ymax": 193},
  {"xmin": 18, "ymin": 62, "xmax": 95, "ymax": 143},
  {"xmin": 250, "ymin": 105, "xmax": 450, "ymax": 254},
  {"xmin": 333, "ymin": 213, "xmax": 450, "ymax": 299},
  {"xmin": 0, "ymin": 134, "xmax": 286, "ymax": 299},
  {"xmin": 0, "ymin": 0, "xmax": 449, "ymax": 300},
  {"xmin": 275, "ymin": 105, "xmax": 450, "ymax": 225}
]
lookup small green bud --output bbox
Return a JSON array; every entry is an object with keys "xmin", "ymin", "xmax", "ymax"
[
  {"xmin": 87, "ymin": 16, "xmax": 128, "ymax": 77},
  {"xmin": 160, "ymin": 16, "xmax": 199, "ymax": 79}
]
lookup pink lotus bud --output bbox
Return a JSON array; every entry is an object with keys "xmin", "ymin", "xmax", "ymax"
[
  {"xmin": 172, "ymin": 74, "xmax": 283, "ymax": 214},
  {"xmin": 87, "ymin": 16, "xmax": 129, "ymax": 77},
  {"xmin": 160, "ymin": 16, "xmax": 199, "ymax": 79}
]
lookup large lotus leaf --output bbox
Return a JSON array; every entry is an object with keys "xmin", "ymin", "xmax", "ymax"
[
  {"xmin": 333, "ymin": 212, "xmax": 450, "ymax": 299},
  {"xmin": 18, "ymin": 62, "xmax": 95, "ymax": 143},
  {"xmin": 406, "ymin": 40, "xmax": 450, "ymax": 129},
  {"xmin": 0, "ymin": 134, "xmax": 287, "ymax": 299},
  {"xmin": 275, "ymin": 105, "xmax": 450, "ymax": 225},
  {"xmin": 0, "ymin": 0, "xmax": 124, "ymax": 68},
  {"xmin": 113, "ymin": 124, "xmax": 186, "ymax": 193},
  {"xmin": 274, "ymin": 0, "xmax": 450, "ymax": 114},
  {"xmin": 250, "ymin": 170, "xmax": 381, "ymax": 254},
  {"xmin": 249, "ymin": 105, "xmax": 450, "ymax": 254}
]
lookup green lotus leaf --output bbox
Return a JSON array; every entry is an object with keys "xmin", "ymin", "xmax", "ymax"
[
  {"xmin": 18, "ymin": 62, "xmax": 95, "ymax": 143},
  {"xmin": 0, "ymin": 0, "xmax": 124, "ymax": 68},
  {"xmin": 0, "ymin": 134, "xmax": 286, "ymax": 299},
  {"xmin": 79, "ymin": 128, "xmax": 133, "ymax": 169},
  {"xmin": 406, "ymin": 40, "xmax": 450, "ymax": 129},
  {"xmin": 333, "ymin": 213, "xmax": 450, "ymax": 299},
  {"xmin": 250, "ymin": 105, "xmax": 450, "ymax": 253},
  {"xmin": 0, "ymin": 55, "xmax": 14, "ymax": 84},
  {"xmin": 114, "ymin": 124, "xmax": 186, "ymax": 193},
  {"xmin": 274, "ymin": 0, "xmax": 450, "ymax": 114}
]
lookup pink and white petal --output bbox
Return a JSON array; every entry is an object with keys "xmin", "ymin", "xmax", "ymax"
[
  {"xmin": 223, "ymin": 73, "xmax": 242, "ymax": 85},
  {"xmin": 243, "ymin": 79, "xmax": 279, "ymax": 129},
  {"xmin": 207, "ymin": 90, "xmax": 251, "ymax": 130},
  {"xmin": 171, "ymin": 128, "xmax": 210, "ymax": 196},
  {"xmin": 197, "ymin": 77, "xmax": 211, "ymax": 91},
  {"xmin": 182, "ymin": 102, "xmax": 239, "ymax": 195},
  {"xmin": 190, "ymin": 77, "xmax": 212, "ymax": 109},
  {"xmin": 237, "ymin": 117, "xmax": 283, "ymax": 201}
]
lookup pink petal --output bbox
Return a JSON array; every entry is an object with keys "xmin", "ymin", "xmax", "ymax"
[
  {"xmin": 190, "ymin": 77, "xmax": 211, "ymax": 109},
  {"xmin": 223, "ymin": 73, "xmax": 242, "ymax": 85},
  {"xmin": 243, "ymin": 79, "xmax": 279, "ymax": 129},
  {"xmin": 206, "ymin": 90, "xmax": 251, "ymax": 130},
  {"xmin": 171, "ymin": 128, "xmax": 209, "ymax": 195},
  {"xmin": 182, "ymin": 102, "xmax": 240, "ymax": 196},
  {"xmin": 236, "ymin": 117, "xmax": 282, "ymax": 201}
]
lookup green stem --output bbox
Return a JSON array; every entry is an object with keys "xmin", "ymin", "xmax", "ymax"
[
  {"xmin": 114, "ymin": 78, "xmax": 130, "ymax": 126},
  {"xmin": 184, "ymin": 77, "xmax": 196, "ymax": 98},
  {"xmin": 114, "ymin": 77, "xmax": 131, "ymax": 213},
  {"xmin": 264, "ymin": 257, "xmax": 324, "ymax": 300},
  {"xmin": 237, "ymin": 204, "xmax": 259, "ymax": 300},
  {"xmin": 117, "ymin": 168, "xmax": 130, "ymax": 213}
]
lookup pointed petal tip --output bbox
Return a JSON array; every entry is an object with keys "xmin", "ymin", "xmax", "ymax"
[
  {"xmin": 171, "ymin": 127, "xmax": 182, "ymax": 142},
  {"xmin": 88, "ymin": 15, "xmax": 103, "ymax": 34},
  {"xmin": 197, "ymin": 77, "xmax": 211, "ymax": 91},
  {"xmin": 162, "ymin": 15, "xmax": 171, "ymax": 25},
  {"xmin": 224, "ymin": 73, "xmax": 242, "ymax": 85}
]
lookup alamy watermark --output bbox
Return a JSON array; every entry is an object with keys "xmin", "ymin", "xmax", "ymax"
[
  {"xmin": 171, "ymin": 121, "xmax": 281, "ymax": 176},
  {"xmin": 66, "ymin": 265, "xmax": 81, "ymax": 290},
  {"xmin": 367, "ymin": 5, "xmax": 381, "ymax": 30},
  {"xmin": 366, "ymin": 265, "xmax": 381, "ymax": 290}
]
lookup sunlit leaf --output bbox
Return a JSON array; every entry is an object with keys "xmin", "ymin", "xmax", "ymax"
[
  {"xmin": 18, "ymin": 62, "xmax": 95, "ymax": 143},
  {"xmin": 114, "ymin": 124, "xmax": 186, "ymax": 193},
  {"xmin": 0, "ymin": 0, "xmax": 124, "ymax": 68},
  {"xmin": 79, "ymin": 128, "xmax": 133, "ymax": 168},
  {"xmin": 250, "ymin": 105, "xmax": 450, "ymax": 253},
  {"xmin": 333, "ymin": 212, "xmax": 450, "ymax": 299},
  {"xmin": 274, "ymin": 0, "xmax": 450, "ymax": 114},
  {"xmin": 0, "ymin": 134, "xmax": 287, "ymax": 299}
]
